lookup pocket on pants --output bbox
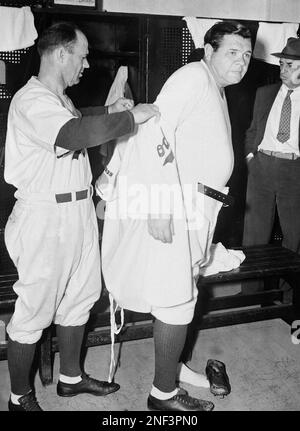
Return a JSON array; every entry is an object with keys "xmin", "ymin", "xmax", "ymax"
[{"xmin": 4, "ymin": 203, "xmax": 28, "ymax": 265}]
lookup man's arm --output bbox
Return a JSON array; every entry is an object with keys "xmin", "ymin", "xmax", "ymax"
[
  {"xmin": 79, "ymin": 106, "xmax": 108, "ymax": 115},
  {"xmin": 244, "ymin": 88, "xmax": 262, "ymax": 158},
  {"xmin": 55, "ymin": 103, "xmax": 159, "ymax": 151},
  {"xmin": 79, "ymin": 98, "xmax": 134, "ymax": 116},
  {"xmin": 55, "ymin": 111, "xmax": 134, "ymax": 151},
  {"xmin": 143, "ymin": 121, "xmax": 179, "ymax": 244},
  {"xmin": 147, "ymin": 66, "xmax": 205, "ymax": 243}
]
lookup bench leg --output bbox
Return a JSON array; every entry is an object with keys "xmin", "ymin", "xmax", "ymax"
[
  {"xmin": 263, "ymin": 276, "xmax": 279, "ymax": 291},
  {"xmin": 38, "ymin": 328, "xmax": 53, "ymax": 386},
  {"xmin": 280, "ymin": 273, "xmax": 300, "ymax": 324},
  {"xmin": 261, "ymin": 276, "xmax": 281, "ymax": 306}
]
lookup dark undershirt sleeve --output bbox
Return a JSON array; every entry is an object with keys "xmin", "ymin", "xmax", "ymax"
[
  {"xmin": 79, "ymin": 106, "xmax": 108, "ymax": 115},
  {"xmin": 55, "ymin": 110, "xmax": 135, "ymax": 151}
]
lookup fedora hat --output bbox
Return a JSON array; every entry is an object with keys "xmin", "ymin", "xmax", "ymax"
[{"xmin": 272, "ymin": 37, "xmax": 300, "ymax": 60}]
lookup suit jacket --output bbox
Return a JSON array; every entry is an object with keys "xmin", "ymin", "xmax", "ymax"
[
  {"xmin": 245, "ymin": 82, "xmax": 282, "ymax": 155},
  {"xmin": 245, "ymin": 82, "xmax": 300, "ymax": 155}
]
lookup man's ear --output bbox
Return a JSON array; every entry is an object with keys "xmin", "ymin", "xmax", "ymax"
[
  {"xmin": 204, "ymin": 43, "xmax": 214, "ymax": 61},
  {"xmin": 54, "ymin": 47, "xmax": 66, "ymax": 64}
]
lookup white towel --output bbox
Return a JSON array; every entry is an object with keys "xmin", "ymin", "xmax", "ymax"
[
  {"xmin": 183, "ymin": 17, "xmax": 220, "ymax": 48},
  {"xmin": 105, "ymin": 65, "xmax": 128, "ymax": 105},
  {"xmin": 197, "ymin": 242, "xmax": 245, "ymax": 277},
  {"xmin": 0, "ymin": 6, "xmax": 38, "ymax": 51},
  {"xmin": 253, "ymin": 22, "xmax": 299, "ymax": 65},
  {"xmin": 100, "ymin": 66, "xmax": 132, "ymax": 161}
]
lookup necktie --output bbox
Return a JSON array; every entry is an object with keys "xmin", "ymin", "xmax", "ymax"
[{"xmin": 277, "ymin": 89, "xmax": 293, "ymax": 143}]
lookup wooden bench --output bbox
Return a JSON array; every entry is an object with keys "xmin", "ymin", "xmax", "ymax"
[{"xmin": 1, "ymin": 244, "xmax": 300, "ymax": 385}]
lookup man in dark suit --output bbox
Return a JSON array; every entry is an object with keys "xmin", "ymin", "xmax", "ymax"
[{"xmin": 243, "ymin": 37, "xmax": 300, "ymax": 254}]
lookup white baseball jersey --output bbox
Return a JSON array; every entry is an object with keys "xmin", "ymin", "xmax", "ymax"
[
  {"xmin": 98, "ymin": 60, "xmax": 233, "ymax": 315},
  {"xmin": 5, "ymin": 76, "xmax": 91, "ymax": 194}
]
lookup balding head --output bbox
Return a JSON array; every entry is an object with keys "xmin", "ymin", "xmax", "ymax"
[{"xmin": 37, "ymin": 22, "xmax": 82, "ymax": 57}]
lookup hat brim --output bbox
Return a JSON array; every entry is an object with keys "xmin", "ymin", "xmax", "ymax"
[{"xmin": 271, "ymin": 52, "xmax": 300, "ymax": 60}]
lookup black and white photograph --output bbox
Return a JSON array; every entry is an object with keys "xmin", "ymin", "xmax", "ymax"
[{"xmin": 0, "ymin": 0, "xmax": 300, "ymax": 421}]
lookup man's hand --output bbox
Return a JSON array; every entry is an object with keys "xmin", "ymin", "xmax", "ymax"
[
  {"xmin": 131, "ymin": 103, "xmax": 160, "ymax": 124},
  {"xmin": 108, "ymin": 97, "xmax": 134, "ymax": 114},
  {"xmin": 245, "ymin": 152, "xmax": 254, "ymax": 164},
  {"xmin": 147, "ymin": 214, "xmax": 174, "ymax": 243}
]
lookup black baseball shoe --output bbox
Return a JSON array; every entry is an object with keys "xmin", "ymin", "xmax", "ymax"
[
  {"xmin": 57, "ymin": 373, "xmax": 120, "ymax": 397},
  {"xmin": 205, "ymin": 359, "xmax": 231, "ymax": 397},
  {"xmin": 147, "ymin": 388, "xmax": 214, "ymax": 411},
  {"xmin": 8, "ymin": 391, "xmax": 43, "ymax": 411}
]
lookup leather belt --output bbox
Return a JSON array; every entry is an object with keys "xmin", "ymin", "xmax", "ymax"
[
  {"xmin": 55, "ymin": 187, "xmax": 92, "ymax": 203},
  {"xmin": 198, "ymin": 182, "xmax": 234, "ymax": 207},
  {"xmin": 258, "ymin": 149, "xmax": 300, "ymax": 160}
]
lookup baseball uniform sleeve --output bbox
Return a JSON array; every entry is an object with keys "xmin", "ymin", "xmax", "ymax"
[{"xmin": 15, "ymin": 91, "xmax": 77, "ymax": 153}]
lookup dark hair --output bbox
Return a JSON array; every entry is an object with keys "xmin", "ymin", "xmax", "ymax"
[
  {"xmin": 204, "ymin": 21, "xmax": 252, "ymax": 51},
  {"xmin": 37, "ymin": 22, "xmax": 81, "ymax": 56},
  {"xmin": 187, "ymin": 48, "xmax": 204, "ymax": 63}
]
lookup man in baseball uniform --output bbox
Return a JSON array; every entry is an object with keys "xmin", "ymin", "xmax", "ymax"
[
  {"xmin": 4, "ymin": 21, "xmax": 158, "ymax": 411},
  {"xmin": 98, "ymin": 21, "xmax": 252, "ymax": 411}
]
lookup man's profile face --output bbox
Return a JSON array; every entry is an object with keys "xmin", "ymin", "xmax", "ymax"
[
  {"xmin": 279, "ymin": 58, "xmax": 300, "ymax": 89},
  {"xmin": 63, "ymin": 30, "xmax": 89, "ymax": 88},
  {"xmin": 206, "ymin": 34, "xmax": 252, "ymax": 88}
]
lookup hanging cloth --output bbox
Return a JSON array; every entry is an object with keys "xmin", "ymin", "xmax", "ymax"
[
  {"xmin": 183, "ymin": 17, "xmax": 221, "ymax": 48},
  {"xmin": 99, "ymin": 66, "xmax": 134, "ymax": 165},
  {"xmin": 0, "ymin": 6, "xmax": 38, "ymax": 51},
  {"xmin": 253, "ymin": 22, "xmax": 298, "ymax": 65}
]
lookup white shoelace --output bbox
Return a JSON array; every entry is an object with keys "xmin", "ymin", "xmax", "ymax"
[{"xmin": 108, "ymin": 293, "xmax": 124, "ymax": 383}]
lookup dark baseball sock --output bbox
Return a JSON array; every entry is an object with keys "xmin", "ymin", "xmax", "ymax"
[
  {"xmin": 56, "ymin": 324, "xmax": 85, "ymax": 377},
  {"xmin": 153, "ymin": 318, "xmax": 188, "ymax": 393},
  {"xmin": 8, "ymin": 337, "xmax": 36, "ymax": 395}
]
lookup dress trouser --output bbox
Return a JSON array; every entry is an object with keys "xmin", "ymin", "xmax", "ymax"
[
  {"xmin": 244, "ymin": 151, "xmax": 300, "ymax": 251},
  {"xmin": 243, "ymin": 151, "xmax": 300, "ymax": 292}
]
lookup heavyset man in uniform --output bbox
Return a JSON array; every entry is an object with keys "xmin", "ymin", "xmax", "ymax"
[{"xmin": 99, "ymin": 21, "xmax": 252, "ymax": 411}]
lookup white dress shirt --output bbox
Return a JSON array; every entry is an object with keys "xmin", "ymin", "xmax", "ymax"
[{"xmin": 258, "ymin": 83, "xmax": 300, "ymax": 155}]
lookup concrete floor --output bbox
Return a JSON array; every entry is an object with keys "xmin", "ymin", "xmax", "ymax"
[{"xmin": 0, "ymin": 318, "xmax": 300, "ymax": 412}]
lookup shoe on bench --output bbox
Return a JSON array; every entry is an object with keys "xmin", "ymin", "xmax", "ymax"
[
  {"xmin": 57, "ymin": 373, "xmax": 120, "ymax": 397},
  {"xmin": 8, "ymin": 391, "xmax": 43, "ymax": 411},
  {"xmin": 205, "ymin": 359, "xmax": 231, "ymax": 397},
  {"xmin": 147, "ymin": 388, "xmax": 214, "ymax": 411}
]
